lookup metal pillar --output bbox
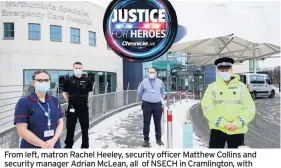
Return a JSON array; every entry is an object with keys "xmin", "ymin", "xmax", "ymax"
[
  {"xmin": 166, "ymin": 52, "xmax": 173, "ymax": 149},
  {"xmin": 186, "ymin": 90, "xmax": 188, "ymax": 102},
  {"xmin": 193, "ymin": 90, "xmax": 195, "ymax": 100},
  {"xmin": 179, "ymin": 92, "xmax": 182, "ymax": 104},
  {"xmin": 167, "ymin": 109, "xmax": 173, "ymax": 148},
  {"xmin": 166, "ymin": 53, "xmax": 170, "ymax": 109},
  {"xmin": 253, "ymin": 43, "xmax": 257, "ymax": 74},
  {"xmin": 173, "ymin": 94, "xmax": 176, "ymax": 107}
]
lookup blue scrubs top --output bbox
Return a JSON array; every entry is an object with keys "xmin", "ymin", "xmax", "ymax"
[{"xmin": 14, "ymin": 92, "xmax": 64, "ymax": 148}]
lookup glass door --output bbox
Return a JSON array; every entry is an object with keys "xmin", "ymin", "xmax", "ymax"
[
  {"xmin": 199, "ymin": 75, "xmax": 204, "ymax": 91},
  {"xmin": 188, "ymin": 76, "xmax": 195, "ymax": 92}
]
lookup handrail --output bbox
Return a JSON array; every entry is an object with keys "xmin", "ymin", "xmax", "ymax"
[{"xmin": 0, "ymin": 89, "xmax": 140, "ymax": 148}]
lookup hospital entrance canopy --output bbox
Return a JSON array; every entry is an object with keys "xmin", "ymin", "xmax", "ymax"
[{"xmin": 168, "ymin": 3, "xmax": 280, "ymax": 67}]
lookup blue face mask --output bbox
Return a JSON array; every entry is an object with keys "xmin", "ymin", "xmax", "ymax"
[
  {"xmin": 219, "ymin": 72, "xmax": 231, "ymax": 81},
  {"xmin": 35, "ymin": 82, "xmax": 50, "ymax": 93}
]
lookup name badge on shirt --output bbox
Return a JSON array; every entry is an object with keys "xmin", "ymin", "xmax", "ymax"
[
  {"xmin": 44, "ymin": 130, "xmax": 54, "ymax": 137},
  {"xmin": 69, "ymin": 108, "xmax": 75, "ymax": 113},
  {"xmin": 151, "ymin": 89, "xmax": 155, "ymax": 93}
]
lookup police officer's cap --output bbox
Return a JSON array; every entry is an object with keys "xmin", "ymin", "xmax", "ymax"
[{"xmin": 214, "ymin": 57, "xmax": 234, "ymax": 69}]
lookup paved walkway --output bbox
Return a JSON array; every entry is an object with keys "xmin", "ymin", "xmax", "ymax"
[
  {"xmin": 190, "ymin": 96, "xmax": 280, "ymax": 148},
  {"xmin": 73, "ymin": 100, "xmax": 206, "ymax": 148}
]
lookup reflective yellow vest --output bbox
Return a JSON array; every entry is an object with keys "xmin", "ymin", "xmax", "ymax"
[{"xmin": 201, "ymin": 73, "xmax": 256, "ymax": 134}]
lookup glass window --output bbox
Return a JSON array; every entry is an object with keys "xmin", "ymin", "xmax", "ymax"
[
  {"xmin": 87, "ymin": 72, "xmax": 96, "ymax": 84},
  {"xmin": 58, "ymin": 71, "xmax": 69, "ymax": 103},
  {"xmin": 50, "ymin": 25, "xmax": 62, "ymax": 41},
  {"xmin": 46, "ymin": 70, "xmax": 59, "ymax": 89},
  {"xmin": 4, "ymin": 23, "xmax": 14, "ymax": 39},
  {"xmin": 28, "ymin": 23, "xmax": 40, "ymax": 40},
  {"xmin": 257, "ymin": 76, "xmax": 265, "ymax": 84},
  {"xmin": 111, "ymin": 73, "xmax": 117, "ymax": 92},
  {"xmin": 58, "ymin": 70, "xmax": 69, "ymax": 90},
  {"xmin": 70, "ymin": 28, "xmax": 80, "ymax": 43},
  {"xmin": 89, "ymin": 31, "xmax": 96, "ymax": 46},
  {"xmin": 250, "ymin": 75, "xmax": 257, "ymax": 84},
  {"xmin": 24, "ymin": 70, "xmax": 36, "ymax": 86},
  {"xmin": 23, "ymin": 70, "xmax": 118, "ymax": 102},
  {"xmin": 69, "ymin": 70, "xmax": 74, "ymax": 76},
  {"xmin": 98, "ymin": 72, "xmax": 105, "ymax": 94},
  {"xmin": 239, "ymin": 75, "xmax": 246, "ymax": 84},
  {"xmin": 23, "ymin": 70, "xmax": 36, "ymax": 95},
  {"xmin": 107, "ymin": 73, "xmax": 112, "ymax": 93}
]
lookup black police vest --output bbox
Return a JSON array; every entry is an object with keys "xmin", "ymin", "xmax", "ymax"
[{"xmin": 68, "ymin": 76, "xmax": 90, "ymax": 104}]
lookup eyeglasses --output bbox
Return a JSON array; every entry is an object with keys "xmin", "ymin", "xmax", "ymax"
[{"xmin": 34, "ymin": 79, "xmax": 50, "ymax": 83}]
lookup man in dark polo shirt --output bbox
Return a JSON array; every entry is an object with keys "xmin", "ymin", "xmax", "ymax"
[{"xmin": 62, "ymin": 62, "xmax": 93, "ymax": 148}]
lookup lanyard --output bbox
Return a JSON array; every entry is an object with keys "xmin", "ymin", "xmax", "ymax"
[
  {"xmin": 149, "ymin": 79, "xmax": 155, "ymax": 90},
  {"xmin": 37, "ymin": 101, "xmax": 51, "ymax": 129}
]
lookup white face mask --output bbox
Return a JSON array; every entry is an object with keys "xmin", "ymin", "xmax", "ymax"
[
  {"xmin": 74, "ymin": 69, "xmax": 83, "ymax": 76},
  {"xmin": 35, "ymin": 82, "xmax": 50, "ymax": 93},
  {"xmin": 149, "ymin": 73, "xmax": 156, "ymax": 79},
  {"xmin": 219, "ymin": 72, "xmax": 231, "ymax": 81}
]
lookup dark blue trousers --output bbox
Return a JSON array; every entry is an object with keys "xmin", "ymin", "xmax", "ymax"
[{"xmin": 142, "ymin": 101, "xmax": 162, "ymax": 141}]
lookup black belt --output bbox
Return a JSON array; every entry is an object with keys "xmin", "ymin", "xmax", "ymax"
[{"xmin": 142, "ymin": 101, "xmax": 161, "ymax": 104}]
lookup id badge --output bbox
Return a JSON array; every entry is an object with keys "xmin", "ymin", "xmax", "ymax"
[
  {"xmin": 151, "ymin": 90, "xmax": 155, "ymax": 93},
  {"xmin": 69, "ymin": 108, "xmax": 75, "ymax": 113},
  {"xmin": 44, "ymin": 130, "xmax": 54, "ymax": 137}
]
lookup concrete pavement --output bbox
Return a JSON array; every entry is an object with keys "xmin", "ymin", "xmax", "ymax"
[{"xmin": 190, "ymin": 96, "xmax": 280, "ymax": 148}]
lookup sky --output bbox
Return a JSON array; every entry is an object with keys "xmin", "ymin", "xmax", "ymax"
[{"xmin": 89, "ymin": 0, "xmax": 280, "ymax": 68}]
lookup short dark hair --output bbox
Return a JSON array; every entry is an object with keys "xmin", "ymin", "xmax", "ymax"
[
  {"xmin": 32, "ymin": 70, "xmax": 51, "ymax": 80},
  {"xmin": 73, "ymin": 62, "xmax": 82, "ymax": 66}
]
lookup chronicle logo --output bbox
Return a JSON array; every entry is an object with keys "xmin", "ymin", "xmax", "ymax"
[{"xmin": 103, "ymin": 0, "xmax": 178, "ymax": 62}]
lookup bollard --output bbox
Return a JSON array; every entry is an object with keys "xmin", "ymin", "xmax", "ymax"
[
  {"xmin": 186, "ymin": 90, "xmax": 188, "ymax": 102},
  {"xmin": 183, "ymin": 121, "xmax": 193, "ymax": 148},
  {"xmin": 193, "ymin": 90, "xmax": 195, "ymax": 100},
  {"xmin": 179, "ymin": 92, "xmax": 182, "ymax": 104},
  {"xmin": 173, "ymin": 93, "xmax": 176, "ymax": 107},
  {"xmin": 167, "ymin": 108, "xmax": 173, "ymax": 148},
  {"xmin": 161, "ymin": 104, "xmax": 164, "ymax": 134}
]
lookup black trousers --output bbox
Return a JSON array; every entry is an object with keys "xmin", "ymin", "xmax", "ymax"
[
  {"xmin": 209, "ymin": 129, "xmax": 245, "ymax": 148},
  {"xmin": 65, "ymin": 103, "xmax": 89, "ymax": 148},
  {"xmin": 142, "ymin": 101, "xmax": 162, "ymax": 141}
]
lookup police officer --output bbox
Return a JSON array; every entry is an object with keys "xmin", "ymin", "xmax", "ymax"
[
  {"xmin": 63, "ymin": 62, "xmax": 93, "ymax": 148},
  {"xmin": 137, "ymin": 67, "xmax": 165, "ymax": 147},
  {"xmin": 14, "ymin": 70, "xmax": 64, "ymax": 148},
  {"xmin": 201, "ymin": 57, "xmax": 256, "ymax": 148}
]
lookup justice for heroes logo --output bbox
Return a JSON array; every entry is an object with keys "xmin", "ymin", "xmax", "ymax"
[
  {"xmin": 103, "ymin": 0, "xmax": 178, "ymax": 62},
  {"xmin": 111, "ymin": 9, "xmax": 167, "ymax": 39}
]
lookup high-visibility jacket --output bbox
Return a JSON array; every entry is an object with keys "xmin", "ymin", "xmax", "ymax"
[{"xmin": 201, "ymin": 73, "xmax": 256, "ymax": 134}]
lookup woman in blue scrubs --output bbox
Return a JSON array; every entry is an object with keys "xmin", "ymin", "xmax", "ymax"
[{"xmin": 14, "ymin": 70, "xmax": 64, "ymax": 148}]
